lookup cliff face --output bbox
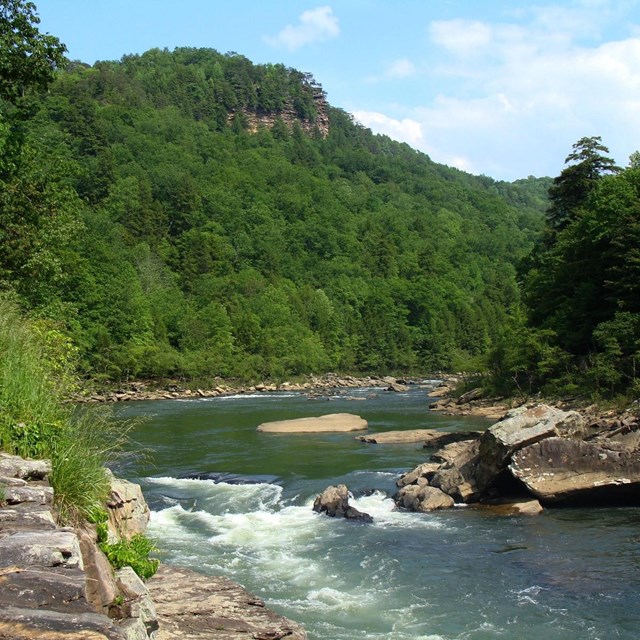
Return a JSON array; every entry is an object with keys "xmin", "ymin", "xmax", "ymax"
[{"xmin": 231, "ymin": 88, "xmax": 330, "ymax": 138}]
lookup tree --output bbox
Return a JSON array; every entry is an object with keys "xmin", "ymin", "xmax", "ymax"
[
  {"xmin": 0, "ymin": 0, "xmax": 67, "ymax": 102},
  {"xmin": 547, "ymin": 136, "xmax": 619, "ymax": 232}
]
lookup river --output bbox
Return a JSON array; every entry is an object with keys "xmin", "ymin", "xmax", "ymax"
[{"xmin": 114, "ymin": 386, "xmax": 640, "ymax": 640}]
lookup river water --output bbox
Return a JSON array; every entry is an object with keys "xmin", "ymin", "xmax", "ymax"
[{"xmin": 114, "ymin": 386, "xmax": 640, "ymax": 640}]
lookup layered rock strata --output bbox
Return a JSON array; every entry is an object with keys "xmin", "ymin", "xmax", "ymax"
[{"xmin": 395, "ymin": 404, "xmax": 640, "ymax": 514}]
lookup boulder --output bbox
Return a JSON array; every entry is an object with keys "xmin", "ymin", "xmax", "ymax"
[
  {"xmin": 386, "ymin": 382, "xmax": 409, "ymax": 392},
  {"xmin": 76, "ymin": 525, "xmax": 119, "ymax": 614},
  {"xmin": 394, "ymin": 485, "xmax": 454, "ymax": 512},
  {"xmin": 257, "ymin": 413, "xmax": 368, "ymax": 433},
  {"xmin": 396, "ymin": 462, "xmax": 441, "ymax": 487},
  {"xmin": 429, "ymin": 439, "xmax": 481, "ymax": 503},
  {"xmin": 106, "ymin": 474, "xmax": 150, "ymax": 542},
  {"xmin": 510, "ymin": 437, "xmax": 640, "ymax": 505},
  {"xmin": 456, "ymin": 387, "xmax": 484, "ymax": 405},
  {"xmin": 312, "ymin": 484, "xmax": 373, "ymax": 522},
  {"xmin": 475, "ymin": 404, "xmax": 585, "ymax": 494},
  {"xmin": 148, "ymin": 564, "xmax": 307, "ymax": 639},
  {"xmin": 113, "ymin": 567, "xmax": 158, "ymax": 637}
]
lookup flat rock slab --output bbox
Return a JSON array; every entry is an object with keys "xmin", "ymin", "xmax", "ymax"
[
  {"xmin": 357, "ymin": 429, "xmax": 481, "ymax": 445},
  {"xmin": 257, "ymin": 413, "xmax": 367, "ymax": 433},
  {"xmin": 148, "ymin": 564, "xmax": 307, "ymax": 639},
  {"xmin": 0, "ymin": 530, "xmax": 83, "ymax": 569},
  {"xmin": 0, "ymin": 606, "xmax": 122, "ymax": 639},
  {"xmin": 0, "ymin": 566, "xmax": 90, "ymax": 613}
]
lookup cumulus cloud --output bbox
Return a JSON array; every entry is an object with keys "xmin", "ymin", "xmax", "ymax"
[
  {"xmin": 264, "ymin": 6, "xmax": 339, "ymax": 51},
  {"xmin": 352, "ymin": 111, "xmax": 424, "ymax": 147},
  {"xmin": 360, "ymin": 1, "xmax": 640, "ymax": 179}
]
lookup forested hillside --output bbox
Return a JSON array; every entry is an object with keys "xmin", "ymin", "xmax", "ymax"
[{"xmin": 1, "ymin": 26, "xmax": 550, "ymax": 382}]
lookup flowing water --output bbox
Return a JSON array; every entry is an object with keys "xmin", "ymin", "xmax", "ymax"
[{"xmin": 114, "ymin": 386, "xmax": 640, "ymax": 640}]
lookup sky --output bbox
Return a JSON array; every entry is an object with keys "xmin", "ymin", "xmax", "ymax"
[{"xmin": 35, "ymin": 0, "xmax": 640, "ymax": 181}]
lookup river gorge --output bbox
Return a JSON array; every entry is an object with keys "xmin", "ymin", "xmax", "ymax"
[{"xmin": 114, "ymin": 386, "xmax": 640, "ymax": 640}]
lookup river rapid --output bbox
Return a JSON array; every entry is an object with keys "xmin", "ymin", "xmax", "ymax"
[{"xmin": 114, "ymin": 386, "xmax": 640, "ymax": 640}]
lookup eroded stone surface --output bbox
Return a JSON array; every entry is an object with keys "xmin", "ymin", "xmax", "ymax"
[
  {"xmin": 148, "ymin": 564, "xmax": 307, "ymax": 640},
  {"xmin": 510, "ymin": 437, "xmax": 640, "ymax": 505}
]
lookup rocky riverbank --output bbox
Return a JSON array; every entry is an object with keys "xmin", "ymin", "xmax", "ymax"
[
  {"xmin": 393, "ymin": 403, "xmax": 640, "ymax": 514},
  {"xmin": 0, "ymin": 453, "xmax": 306, "ymax": 639},
  {"xmin": 72, "ymin": 373, "xmax": 424, "ymax": 403}
]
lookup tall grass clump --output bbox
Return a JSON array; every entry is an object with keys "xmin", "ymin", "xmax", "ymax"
[{"xmin": 0, "ymin": 298, "xmax": 126, "ymax": 523}]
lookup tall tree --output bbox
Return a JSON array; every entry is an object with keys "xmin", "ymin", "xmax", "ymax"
[
  {"xmin": 546, "ymin": 136, "xmax": 619, "ymax": 233},
  {"xmin": 0, "ymin": 0, "xmax": 67, "ymax": 102}
]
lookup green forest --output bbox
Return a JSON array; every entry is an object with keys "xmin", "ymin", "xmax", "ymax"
[{"xmin": 1, "ymin": 1, "xmax": 639, "ymax": 401}]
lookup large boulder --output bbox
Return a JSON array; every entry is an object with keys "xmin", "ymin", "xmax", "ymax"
[
  {"xmin": 510, "ymin": 437, "xmax": 640, "ymax": 505},
  {"xmin": 312, "ymin": 484, "xmax": 373, "ymax": 522},
  {"xmin": 475, "ymin": 404, "xmax": 585, "ymax": 494},
  {"xmin": 257, "ymin": 413, "xmax": 368, "ymax": 433}
]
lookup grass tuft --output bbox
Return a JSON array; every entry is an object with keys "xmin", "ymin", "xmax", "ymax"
[{"xmin": 0, "ymin": 297, "xmax": 131, "ymax": 524}]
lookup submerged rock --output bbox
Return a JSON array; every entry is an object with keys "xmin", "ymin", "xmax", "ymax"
[
  {"xmin": 312, "ymin": 484, "xmax": 373, "ymax": 522},
  {"xmin": 179, "ymin": 471, "xmax": 280, "ymax": 485}
]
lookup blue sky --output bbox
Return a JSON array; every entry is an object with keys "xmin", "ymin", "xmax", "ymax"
[{"xmin": 36, "ymin": 0, "xmax": 640, "ymax": 181}]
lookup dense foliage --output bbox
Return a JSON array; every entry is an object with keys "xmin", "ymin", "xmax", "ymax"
[
  {"xmin": 487, "ymin": 137, "xmax": 640, "ymax": 400},
  {"xmin": 0, "ymin": 40, "xmax": 548, "ymax": 382}
]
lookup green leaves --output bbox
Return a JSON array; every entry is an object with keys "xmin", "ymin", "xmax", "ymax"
[{"xmin": 0, "ymin": 0, "xmax": 67, "ymax": 103}]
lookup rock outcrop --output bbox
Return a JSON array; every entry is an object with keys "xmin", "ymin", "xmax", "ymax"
[
  {"xmin": 0, "ymin": 452, "xmax": 128, "ymax": 639},
  {"xmin": 1, "ymin": 452, "xmax": 308, "ymax": 639},
  {"xmin": 510, "ymin": 437, "xmax": 640, "ymax": 505},
  {"xmin": 257, "ymin": 413, "xmax": 368, "ymax": 433},
  {"xmin": 148, "ymin": 564, "xmax": 307, "ymax": 639},
  {"xmin": 395, "ymin": 403, "xmax": 640, "ymax": 515},
  {"xmin": 313, "ymin": 484, "xmax": 373, "ymax": 522}
]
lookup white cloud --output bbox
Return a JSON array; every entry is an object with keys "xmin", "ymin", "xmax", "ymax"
[
  {"xmin": 358, "ymin": 2, "xmax": 640, "ymax": 179},
  {"xmin": 429, "ymin": 19, "xmax": 493, "ymax": 55},
  {"xmin": 385, "ymin": 58, "xmax": 416, "ymax": 79},
  {"xmin": 264, "ymin": 6, "xmax": 339, "ymax": 51},
  {"xmin": 353, "ymin": 111, "xmax": 424, "ymax": 147}
]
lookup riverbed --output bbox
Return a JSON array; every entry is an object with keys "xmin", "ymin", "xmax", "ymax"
[{"xmin": 114, "ymin": 386, "xmax": 640, "ymax": 640}]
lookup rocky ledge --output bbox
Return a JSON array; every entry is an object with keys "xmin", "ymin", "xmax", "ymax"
[
  {"xmin": 0, "ymin": 453, "xmax": 307, "ymax": 639},
  {"xmin": 394, "ymin": 403, "xmax": 640, "ymax": 513}
]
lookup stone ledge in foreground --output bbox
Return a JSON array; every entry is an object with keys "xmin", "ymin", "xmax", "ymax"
[
  {"xmin": 148, "ymin": 564, "xmax": 307, "ymax": 639},
  {"xmin": 257, "ymin": 413, "xmax": 367, "ymax": 433}
]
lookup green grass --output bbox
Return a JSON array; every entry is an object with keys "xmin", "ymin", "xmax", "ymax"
[{"xmin": 0, "ymin": 298, "xmax": 128, "ymax": 524}]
